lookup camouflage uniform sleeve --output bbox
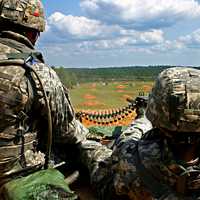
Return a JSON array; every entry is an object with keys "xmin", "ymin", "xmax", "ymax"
[
  {"xmin": 92, "ymin": 136, "xmax": 148, "ymax": 199},
  {"xmin": 118, "ymin": 115, "xmax": 152, "ymax": 143},
  {"xmin": 32, "ymin": 63, "xmax": 112, "ymax": 181},
  {"xmin": 54, "ymin": 86, "xmax": 88, "ymax": 144},
  {"xmin": 32, "ymin": 63, "xmax": 87, "ymax": 144},
  {"xmin": 92, "ymin": 116, "xmax": 153, "ymax": 199}
]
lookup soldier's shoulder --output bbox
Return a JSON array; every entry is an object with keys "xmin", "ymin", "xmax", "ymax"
[
  {"xmin": 33, "ymin": 62, "xmax": 61, "ymax": 82},
  {"xmin": 0, "ymin": 42, "xmax": 26, "ymax": 79},
  {"xmin": 113, "ymin": 128, "xmax": 161, "ymax": 166},
  {"xmin": 0, "ymin": 42, "xmax": 20, "ymax": 59}
]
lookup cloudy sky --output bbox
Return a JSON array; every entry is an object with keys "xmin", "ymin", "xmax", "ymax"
[{"xmin": 39, "ymin": 0, "xmax": 200, "ymax": 67}]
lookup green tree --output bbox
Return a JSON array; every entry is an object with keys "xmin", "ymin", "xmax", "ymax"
[{"xmin": 53, "ymin": 67, "xmax": 77, "ymax": 89}]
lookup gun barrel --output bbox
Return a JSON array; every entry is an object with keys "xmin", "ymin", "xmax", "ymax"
[{"xmin": 126, "ymin": 97, "xmax": 135, "ymax": 104}]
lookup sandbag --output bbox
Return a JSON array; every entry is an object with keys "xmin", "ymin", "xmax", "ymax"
[
  {"xmin": 88, "ymin": 125, "xmax": 127, "ymax": 138},
  {"xmin": 0, "ymin": 168, "xmax": 77, "ymax": 200}
]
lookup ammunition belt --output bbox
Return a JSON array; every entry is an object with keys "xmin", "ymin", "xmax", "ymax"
[{"xmin": 77, "ymin": 104, "xmax": 136, "ymax": 126}]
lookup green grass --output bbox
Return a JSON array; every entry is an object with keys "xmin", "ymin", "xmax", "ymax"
[{"xmin": 70, "ymin": 81, "xmax": 153, "ymax": 110}]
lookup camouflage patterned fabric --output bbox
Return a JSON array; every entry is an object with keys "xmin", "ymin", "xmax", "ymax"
[
  {"xmin": 0, "ymin": 32, "xmax": 36, "ymax": 179},
  {"xmin": 102, "ymin": 127, "xmax": 200, "ymax": 199},
  {"xmin": 92, "ymin": 116, "xmax": 153, "ymax": 200},
  {"xmin": 93, "ymin": 67, "xmax": 200, "ymax": 200},
  {"xmin": 0, "ymin": 30, "xmax": 113, "ymax": 199},
  {"xmin": 146, "ymin": 67, "xmax": 200, "ymax": 133},
  {"xmin": 0, "ymin": 1, "xmax": 113, "ymax": 199},
  {"xmin": 119, "ymin": 115, "xmax": 153, "ymax": 142},
  {"xmin": 0, "ymin": 0, "xmax": 45, "ymax": 32}
]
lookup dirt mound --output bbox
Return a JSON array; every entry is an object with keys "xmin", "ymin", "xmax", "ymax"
[
  {"xmin": 81, "ymin": 101, "xmax": 104, "ymax": 107},
  {"xmin": 116, "ymin": 90, "xmax": 125, "ymax": 93},
  {"xmin": 116, "ymin": 85, "xmax": 126, "ymax": 89},
  {"xmin": 91, "ymin": 83, "xmax": 96, "ymax": 88},
  {"xmin": 84, "ymin": 94, "xmax": 96, "ymax": 100}
]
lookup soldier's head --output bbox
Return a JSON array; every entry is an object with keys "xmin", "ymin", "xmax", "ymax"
[
  {"xmin": 146, "ymin": 67, "xmax": 200, "ymax": 140},
  {"xmin": 0, "ymin": 0, "xmax": 45, "ymax": 45}
]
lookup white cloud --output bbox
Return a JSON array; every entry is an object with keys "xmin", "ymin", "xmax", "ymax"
[
  {"xmin": 38, "ymin": 0, "xmax": 200, "ymax": 67},
  {"xmin": 41, "ymin": 10, "xmax": 200, "ymax": 57},
  {"xmin": 138, "ymin": 30, "xmax": 164, "ymax": 44},
  {"xmin": 150, "ymin": 29, "xmax": 200, "ymax": 52},
  {"xmin": 40, "ymin": 17, "xmax": 165, "ymax": 62},
  {"xmin": 42, "ymin": 12, "xmax": 164, "ymax": 46},
  {"xmin": 77, "ymin": 30, "xmax": 164, "ymax": 51},
  {"xmin": 46, "ymin": 12, "xmax": 121, "ymax": 40},
  {"xmin": 179, "ymin": 29, "xmax": 200, "ymax": 47},
  {"xmin": 80, "ymin": 0, "xmax": 200, "ymax": 29},
  {"xmin": 39, "ymin": 8, "xmax": 200, "ymax": 66},
  {"xmin": 151, "ymin": 40, "xmax": 186, "ymax": 53}
]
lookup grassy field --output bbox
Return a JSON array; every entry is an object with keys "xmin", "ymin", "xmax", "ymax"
[{"xmin": 70, "ymin": 81, "xmax": 154, "ymax": 111}]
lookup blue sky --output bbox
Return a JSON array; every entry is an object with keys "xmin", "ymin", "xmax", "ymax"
[
  {"xmin": 43, "ymin": 0, "xmax": 82, "ymax": 16},
  {"xmin": 38, "ymin": 0, "xmax": 200, "ymax": 68}
]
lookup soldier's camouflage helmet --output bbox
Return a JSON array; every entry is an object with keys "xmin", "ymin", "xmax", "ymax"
[
  {"xmin": 146, "ymin": 67, "xmax": 200, "ymax": 133},
  {"xmin": 0, "ymin": 0, "xmax": 45, "ymax": 32}
]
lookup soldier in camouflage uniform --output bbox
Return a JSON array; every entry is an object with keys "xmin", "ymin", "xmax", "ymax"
[
  {"xmin": 0, "ymin": 0, "xmax": 112, "ymax": 199},
  {"xmin": 95, "ymin": 67, "xmax": 200, "ymax": 200}
]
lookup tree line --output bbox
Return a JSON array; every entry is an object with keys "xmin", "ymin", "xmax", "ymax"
[{"xmin": 53, "ymin": 66, "xmax": 198, "ymax": 88}]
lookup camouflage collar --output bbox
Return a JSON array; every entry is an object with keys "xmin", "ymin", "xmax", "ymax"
[{"xmin": 0, "ymin": 31, "xmax": 34, "ymax": 50}]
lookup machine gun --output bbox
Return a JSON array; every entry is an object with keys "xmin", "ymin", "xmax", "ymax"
[
  {"xmin": 126, "ymin": 95, "xmax": 148, "ymax": 118},
  {"xmin": 76, "ymin": 94, "xmax": 149, "ymax": 147},
  {"xmin": 76, "ymin": 93, "xmax": 148, "ymax": 127},
  {"xmin": 126, "ymin": 95, "xmax": 148, "ymax": 108}
]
